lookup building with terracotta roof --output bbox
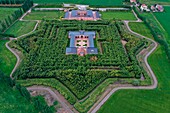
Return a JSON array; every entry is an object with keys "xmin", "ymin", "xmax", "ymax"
[
  {"xmin": 151, "ymin": 4, "xmax": 164, "ymax": 12},
  {"xmin": 140, "ymin": 4, "xmax": 150, "ymax": 12},
  {"xmin": 130, "ymin": 0, "xmax": 136, "ymax": 3},
  {"xmin": 64, "ymin": 10, "xmax": 100, "ymax": 21}
]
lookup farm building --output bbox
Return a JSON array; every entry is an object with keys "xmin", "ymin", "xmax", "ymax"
[
  {"xmin": 66, "ymin": 31, "xmax": 98, "ymax": 56},
  {"xmin": 140, "ymin": 4, "xmax": 150, "ymax": 12},
  {"xmin": 64, "ymin": 10, "xmax": 100, "ymax": 20},
  {"xmin": 151, "ymin": 4, "xmax": 164, "ymax": 12}
]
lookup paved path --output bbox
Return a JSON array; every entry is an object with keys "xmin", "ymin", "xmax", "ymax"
[
  {"xmin": 6, "ymin": 4, "xmax": 40, "ymax": 79},
  {"xmin": 27, "ymin": 86, "xmax": 75, "ymax": 113},
  {"xmin": 34, "ymin": 8, "xmax": 65, "ymax": 11},
  {"xmin": 89, "ymin": 10, "xmax": 158, "ymax": 113}
]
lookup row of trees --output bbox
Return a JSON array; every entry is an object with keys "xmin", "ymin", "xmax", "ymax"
[
  {"xmin": 0, "ymin": 0, "xmax": 33, "ymax": 33},
  {"xmin": 22, "ymin": 0, "xmax": 33, "ymax": 12},
  {"xmin": 133, "ymin": 6, "xmax": 170, "ymax": 60},
  {"xmin": 0, "ymin": 0, "xmax": 25, "ymax": 4},
  {"xmin": 13, "ymin": 20, "xmax": 147, "ymax": 99},
  {"xmin": 0, "ymin": 8, "xmax": 23, "ymax": 33}
]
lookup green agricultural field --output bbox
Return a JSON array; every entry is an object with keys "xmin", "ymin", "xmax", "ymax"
[
  {"xmin": 101, "ymin": 11, "xmax": 136, "ymax": 20},
  {"xmin": 98, "ymin": 46, "xmax": 170, "ymax": 113},
  {"xmin": 154, "ymin": 6, "xmax": 170, "ymax": 43},
  {"xmin": 24, "ymin": 10, "xmax": 64, "ymax": 20},
  {"xmin": 0, "ymin": 76, "xmax": 38, "ymax": 113},
  {"xmin": 139, "ymin": 0, "xmax": 170, "ymax": 5},
  {"xmin": 5, "ymin": 21, "xmax": 37, "ymax": 37},
  {"xmin": 0, "ymin": 8, "xmax": 19, "ymax": 20},
  {"xmin": 33, "ymin": 0, "xmax": 123, "ymax": 6},
  {"xmin": 129, "ymin": 22, "xmax": 153, "ymax": 38},
  {"xmin": 0, "ymin": 40, "xmax": 16, "ymax": 76}
]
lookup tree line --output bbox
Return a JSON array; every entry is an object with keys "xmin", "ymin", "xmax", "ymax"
[
  {"xmin": 0, "ymin": 0, "xmax": 25, "ymax": 4},
  {"xmin": 0, "ymin": 0, "xmax": 33, "ymax": 34},
  {"xmin": 0, "ymin": 8, "xmax": 23, "ymax": 33}
]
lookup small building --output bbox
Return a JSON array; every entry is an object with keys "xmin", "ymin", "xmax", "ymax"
[
  {"xmin": 140, "ymin": 4, "xmax": 150, "ymax": 12},
  {"xmin": 156, "ymin": 4, "xmax": 164, "ymax": 12},
  {"xmin": 151, "ymin": 5, "xmax": 156, "ymax": 12},
  {"xmin": 66, "ymin": 31, "xmax": 98, "ymax": 56},
  {"xmin": 151, "ymin": 4, "xmax": 164, "ymax": 12},
  {"xmin": 64, "ymin": 10, "xmax": 100, "ymax": 21}
]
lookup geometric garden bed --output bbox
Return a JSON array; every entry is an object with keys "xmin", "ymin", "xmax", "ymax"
[{"xmin": 12, "ymin": 20, "xmax": 149, "ymax": 100}]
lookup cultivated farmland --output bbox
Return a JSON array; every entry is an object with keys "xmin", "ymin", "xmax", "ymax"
[
  {"xmin": 139, "ymin": 0, "xmax": 170, "ymax": 5},
  {"xmin": 154, "ymin": 6, "xmax": 170, "ymax": 44}
]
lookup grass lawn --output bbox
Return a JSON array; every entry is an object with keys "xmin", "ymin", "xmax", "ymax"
[
  {"xmin": 0, "ymin": 40, "xmax": 16, "ymax": 76},
  {"xmin": 154, "ymin": 6, "xmax": 170, "ymax": 44},
  {"xmin": 129, "ymin": 22, "xmax": 153, "ymax": 38},
  {"xmin": 101, "ymin": 11, "xmax": 136, "ymax": 20},
  {"xmin": 98, "ymin": 14, "xmax": 170, "ymax": 112},
  {"xmin": 24, "ymin": 10, "xmax": 64, "ymax": 20},
  {"xmin": 5, "ymin": 21, "xmax": 37, "ymax": 37},
  {"xmin": 98, "ymin": 46, "xmax": 170, "ymax": 113},
  {"xmin": 33, "ymin": 0, "xmax": 123, "ymax": 6},
  {"xmin": 0, "ymin": 8, "xmax": 19, "ymax": 20},
  {"xmin": 0, "ymin": 75, "xmax": 38, "ymax": 113}
]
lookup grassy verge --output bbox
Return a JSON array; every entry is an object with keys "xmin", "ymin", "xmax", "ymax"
[
  {"xmin": 24, "ymin": 10, "xmax": 64, "ymax": 20},
  {"xmin": 0, "ymin": 40, "xmax": 16, "ymax": 76},
  {"xmin": 98, "ymin": 46, "xmax": 170, "ymax": 113},
  {"xmin": 5, "ymin": 21, "xmax": 37, "ymax": 37},
  {"xmin": 0, "ymin": 75, "xmax": 38, "ymax": 113},
  {"xmin": 129, "ymin": 22, "xmax": 153, "ymax": 39},
  {"xmin": 101, "ymin": 11, "xmax": 136, "ymax": 20}
]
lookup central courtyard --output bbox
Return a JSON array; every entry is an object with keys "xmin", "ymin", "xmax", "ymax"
[{"xmin": 66, "ymin": 30, "xmax": 98, "ymax": 56}]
